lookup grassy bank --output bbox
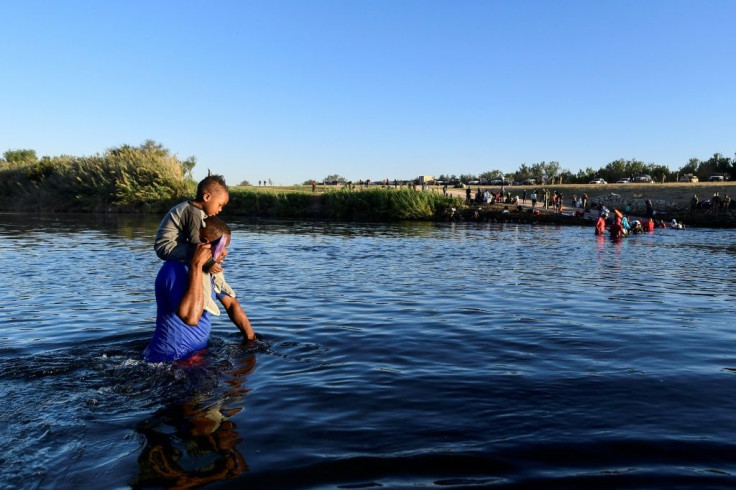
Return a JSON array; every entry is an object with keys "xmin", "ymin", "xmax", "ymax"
[
  {"xmin": 0, "ymin": 143, "xmax": 193, "ymax": 213},
  {"xmin": 2, "ymin": 153, "xmax": 734, "ymax": 226},
  {"xmin": 224, "ymin": 186, "xmax": 462, "ymax": 221},
  {"xmin": 0, "ymin": 154, "xmax": 461, "ymax": 221}
]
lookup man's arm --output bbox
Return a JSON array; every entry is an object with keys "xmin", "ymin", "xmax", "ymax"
[
  {"xmin": 177, "ymin": 243, "xmax": 212, "ymax": 326},
  {"xmin": 218, "ymin": 295, "xmax": 256, "ymax": 341}
]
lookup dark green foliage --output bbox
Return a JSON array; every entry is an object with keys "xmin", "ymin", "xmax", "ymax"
[
  {"xmin": 320, "ymin": 188, "xmax": 460, "ymax": 221},
  {"xmin": 0, "ymin": 142, "xmax": 193, "ymax": 212},
  {"xmin": 225, "ymin": 189, "xmax": 276, "ymax": 216},
  {"xmin": 273, "ymin": 192, "xmax": 315, "ymax": 218},
  {"xmin": 2, "ymin": 149, "xmax": 38, "ymax": 163},
  {"xmin": 223, "ymin": 187, "xmax": 462, "ymax": 221},
  {"xmin": 225, "ymin": 189, "xmax": 317, "ymax": 218}
]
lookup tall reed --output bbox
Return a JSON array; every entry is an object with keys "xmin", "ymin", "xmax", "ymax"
[
  {"xmin": 0, "ymin": 142, "xmax": 193, "ymax": 212},
  {"xmin": 225, "ymin": 187, "xmax": 462, "ymax": 221},
  {"xmin": 1, "ymin": 144, "xmax": 463, "ymax": 220}
]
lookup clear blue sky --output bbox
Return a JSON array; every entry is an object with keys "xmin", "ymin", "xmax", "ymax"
[{"xmin": 3, "ymin": 0, "xmax": 734, "ymax": 185}]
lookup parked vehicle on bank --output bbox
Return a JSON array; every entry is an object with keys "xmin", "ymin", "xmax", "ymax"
[
  {"xmin": 633, "ymin": 174, "xmax": 653, "ymax": 183},
  {"xmin": 522, "ymin": 179, "xmax": 537, "ymax": 185},
  {"xmin": 679, "ymin": 174, "xmax": 699, "ymax": 182},
  {"xmin": 709, "ymin": 174, "xmax": 725, "ymax": 182},
  {"xmin": 490, "ymin": 178, "xmax": 512, "ymax": 185},
  {"xmin": 589, "ymin": 178, "xmax": 607, "ymax": 184},
  {"xmin": 616, "ymin": 178, "xmax": 631, "ymax": 184}
]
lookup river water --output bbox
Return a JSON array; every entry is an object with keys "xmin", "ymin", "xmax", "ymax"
[{"xmin": 1, "ymin": 213, "xmax": 735, "ymax": 489}]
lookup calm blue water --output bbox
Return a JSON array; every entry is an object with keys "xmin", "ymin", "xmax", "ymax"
[{"xmin": 1, "ymin": 213, "xmax": 735, "ymax": 489}]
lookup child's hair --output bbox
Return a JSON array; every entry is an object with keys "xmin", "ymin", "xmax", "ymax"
[
  {"xmin": 196, "ymin": 175, "xmax": 228, "ymax": 201},
  {"xmin": 201, "ymin": 215, "xmax": 231, "ymax": 242}
]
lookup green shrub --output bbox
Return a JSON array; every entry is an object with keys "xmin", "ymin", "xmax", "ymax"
[
  {"xmin": 0, "ymin": 141, "xmax": 193, "ymax": 212},
  {"xmin": 319, "ymin": 188, "xmax": 460, "ymax": 221}
]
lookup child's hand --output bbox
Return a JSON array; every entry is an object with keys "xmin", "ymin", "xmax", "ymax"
[{"xmin": 210, "ymin": 248, "xmax": 227, "ymax": 274}]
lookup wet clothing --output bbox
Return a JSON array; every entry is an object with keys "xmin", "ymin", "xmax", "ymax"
[
  {"xmin": 595, "ymin": 217, "xmax": 606, "ymax": 235},
  {"xmin": 143, "ymin": 261, "xmax": 222, "ymax": 362},
  {"xmin": 621, "ymin": 216, "xmax": 631, "ymax": 231},
  {"xmin": 609, "ymin": 219, "xmax": 624, "ymax": 239}
]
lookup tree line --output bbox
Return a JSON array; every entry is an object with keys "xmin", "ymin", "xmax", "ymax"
[
  {"xmin": 4, "ymin": 143, "xmax": 734, "ymax": 191},
  {"xmin": 308, "ymin": 154, "xmax": 734, "ymax": 186},
  {"xmin": 436, "ymin": 154, "xmax": 734, "ymax": 185}
]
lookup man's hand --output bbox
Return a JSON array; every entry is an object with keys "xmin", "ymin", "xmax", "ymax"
[
  {"xmin": 178, "ymin": 243, "xmax": 211, "ymax": 326},
  {"xmin": 192, "ymin": 242, "xmax": 213, "ymax": 269}
]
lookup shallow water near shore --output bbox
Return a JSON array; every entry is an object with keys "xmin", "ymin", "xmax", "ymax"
[{"xmin": 1, "ymin": 213, "xmax": 735, "ymax": 489}]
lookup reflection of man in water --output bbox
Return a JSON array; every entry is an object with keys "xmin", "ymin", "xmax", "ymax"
[{"xmin": 133, "ymin": 355, "xmax": 256, "ymax": 488}]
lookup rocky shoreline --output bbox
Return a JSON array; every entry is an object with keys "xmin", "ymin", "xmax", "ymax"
[
  {"xmin": 446, "ymin": 200, "xmax": 735, "ymax": 228},
  {"xmin": 444, "ymin": 183, "xmax": 736, "ymax": 228}
]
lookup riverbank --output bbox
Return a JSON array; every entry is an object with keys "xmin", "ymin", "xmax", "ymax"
[
  {"xmin": 440, "ymin": 182, "xmax": 736, "ymax": 228},
  {"xmin": 1, "ymin": 172, "xmax": 734, "ymax": 227}
]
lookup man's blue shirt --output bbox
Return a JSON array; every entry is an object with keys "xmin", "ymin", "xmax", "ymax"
[{"xmin": 143, "ymin": 261, "xmax": 212, "ymax": 362}]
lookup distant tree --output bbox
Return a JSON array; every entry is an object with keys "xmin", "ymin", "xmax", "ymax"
[
  {"xmin": 544, "ymin": 161, "xmax": 561, "ymax": 182},
  {"xmin": 602, "ymin": 158, "xmax": 629, "ymax": 180},
  {"xmin": 600, "ymin": 158, "xmax": 648, "ymax": 181},
  {"xmin": 696, "ymin": 152, "xmax": 733, "ymax": 179},
  {"xmin": 459, "ymin": 173, "xmax": 477, "ymax": 183},
  {"xmin": 479, "ymin": 170, "xmax": 506, "ymax": 181},
  {"xmin": 678, "ymin": 158, "xmax": 699, "ymax": 176},
  {"xmin": 238, "ymin": 180, "xmax": 251, "ymax": 186},
  {"xmin": 513, "ymin": 163, "xmax": 536, "ymax": 182},
  {"xmin": 559, "ymin": 170, "xmax": 576, "ymax": 183},
  {"xmin": 527, "ymin": 161, "xmax": 561, "ymax": 184},
  {"xmin": 575, "ymin": 167, "xmax": 598, "ymax": 182},
  {"xmin": 107, "ymin": 140, "xmax": 171, "ymax": 160},
  {"xmin": 181, "ymin": 156, "xmax": 196, "ymax": 180},
  {"xmin": 323, "ymin": 174, "xmax": 346, "ymax": 183},
  {"xmin": 649, "ymin": 164, "xmax": 672, "ymax": 183},
  {"xmin": 3, "ymin": 149, "xmax": 37, "ymax": 164},
  {"xmin": 140, "ymin": 139, "xmax": 168, "ymax": 158}
]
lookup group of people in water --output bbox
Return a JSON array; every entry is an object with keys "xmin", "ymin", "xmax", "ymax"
[{"xmin": 595, "ymin": 204, "xmax": 684, "ymax": 239}]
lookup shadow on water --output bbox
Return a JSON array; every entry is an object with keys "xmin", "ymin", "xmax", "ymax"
[
  {"xmin": 0, "ymin": 333, "xmax": 263, "ymax": 489},
  {"xmin": 131, "ymin": 354, "xmax": 257, "ymax": 489}
]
